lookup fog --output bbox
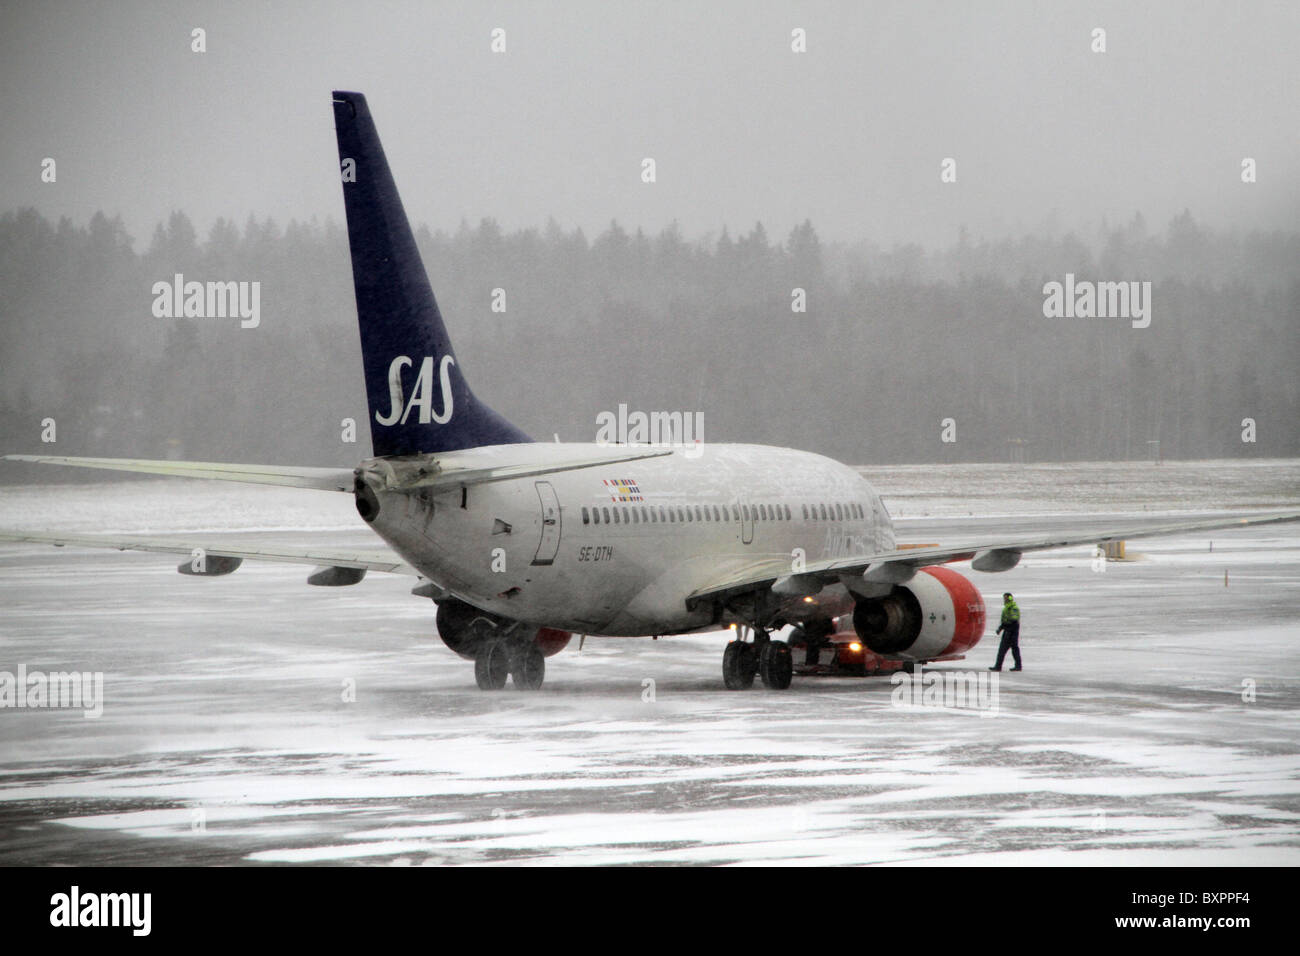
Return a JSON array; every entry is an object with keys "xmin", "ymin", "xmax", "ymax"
[{"xmin": 1, "ymin": 1, "xmax": 1296, "ymax": 471}]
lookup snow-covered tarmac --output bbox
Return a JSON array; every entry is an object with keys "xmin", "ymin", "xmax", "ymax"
[{"xmin": 0, "ymin": 459, "xmax": 1296, "ymax": 865}]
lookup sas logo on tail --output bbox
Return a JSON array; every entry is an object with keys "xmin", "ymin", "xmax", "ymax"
[{"xmin": 375, "ymin": 355, "xmax": 455, "ymax": 426}]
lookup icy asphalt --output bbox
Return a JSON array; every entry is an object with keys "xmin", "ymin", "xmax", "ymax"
[{"xmin": 0, "ymin": 459, "xmax": 1296, "ymax": 865}]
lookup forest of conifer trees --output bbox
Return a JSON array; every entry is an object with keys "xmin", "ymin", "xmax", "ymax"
[{"xmin": 1, "ymin": 205, "xmax": 1295, "ymax": 480}]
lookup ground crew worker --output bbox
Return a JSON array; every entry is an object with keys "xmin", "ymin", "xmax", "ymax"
[{"xmin": 990, "ymin": 592, "xmax": 1022, "ymax": 671}]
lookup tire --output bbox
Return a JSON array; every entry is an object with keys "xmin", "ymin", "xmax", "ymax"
[
  {"xmin": 474, "ymin": 640, "xmax": 510, "ymax": 690},
  {"xmin": 510, "ymin": 642, "xmax": 546, "ymax": 690},
  {"xmin": 723, "ymin": 640, "xmax": 757, "ymax": 690},
  {"xmin": 759, "ymin": 640, "xmax": 793, "ymax": 689}
]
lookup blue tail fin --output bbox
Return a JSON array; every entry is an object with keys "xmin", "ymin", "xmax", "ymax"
[{"xmin": 332, "ymin": 91, "xmax": 530, "ymax": 457}]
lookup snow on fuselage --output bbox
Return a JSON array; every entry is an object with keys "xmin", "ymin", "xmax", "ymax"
[{"xmin": 362, "ymin": 442, "xmax": 893, "ymax": 635}]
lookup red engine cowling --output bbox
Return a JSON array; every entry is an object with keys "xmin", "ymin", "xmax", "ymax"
[
  {"xmin": 534, "ymin": 627, "xmax": 572, "ymax": 657},
  {"xmin": 850, "ymin": 566, "xmax": 985, "ymax": 661}
]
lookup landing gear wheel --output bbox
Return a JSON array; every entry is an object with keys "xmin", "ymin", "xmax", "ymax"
[
  {"xmin": 474, "ymin": 640, "xmax": 510, "ymax": 690},
  {"xmin": 511, "ymin": 642, "xmax": 546, "ymax": 690},
  {"xmin": 722, "ymin": 640, "xmax": 758, "ymax": 690},
  {"xmin": 759, "ymin": 640, "xmax": 793, "ymax": 689}
]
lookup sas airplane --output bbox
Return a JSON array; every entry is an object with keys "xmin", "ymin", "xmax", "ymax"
[{"xmin": 4, "ymin": 92, "xmax": 1297, "ymax": 691}]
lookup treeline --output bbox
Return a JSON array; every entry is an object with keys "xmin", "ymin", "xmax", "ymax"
[{"xmin": 0, "ymin": 207, "xmax": 1296, "ymax": 481}]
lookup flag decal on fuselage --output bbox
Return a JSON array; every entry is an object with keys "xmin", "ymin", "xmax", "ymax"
[{"xmin": 604, "ymin": 479, "xmax": 644, "ymax": 502}]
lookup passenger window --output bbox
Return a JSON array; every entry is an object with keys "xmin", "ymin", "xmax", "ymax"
[
  {"xmin": 582, "ymin": 506, "xmax": 590, "ymax": 525},
  {"xmin": 784, "ymin": 504, "xmax": 791, "ymax": 520},
  {"xmin": 602, "ymin": 507, "xmax": 611, "ymax": 524},
  {"xmin": 819, "ymin": 504, "xmax": 827, "ymax": 520}
]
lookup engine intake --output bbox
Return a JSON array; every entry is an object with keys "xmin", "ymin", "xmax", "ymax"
[
  {"xmin": 852, "ymin": 587, "xmax": 922, "ymax": 654},
  {"xmin": 851, "ymin": 566, "xmax": 986, "ymax": 661}
]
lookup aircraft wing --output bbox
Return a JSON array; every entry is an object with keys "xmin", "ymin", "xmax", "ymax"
[
  {"xmin": 2, "ymin": 455, "xmax": 356, "ymax": 491},
  {"xmin": 688, "ymin": 509, "xmax": 1300, "ymax": 605},
  {"xmin": 0, "ymin": 530, "xmax": 416, "ymax": 575}
]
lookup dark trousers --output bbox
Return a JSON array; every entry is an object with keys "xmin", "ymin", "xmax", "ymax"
[{"xmin": 994, "ymin": 624, "xmax": 1021, "ymax": 669}]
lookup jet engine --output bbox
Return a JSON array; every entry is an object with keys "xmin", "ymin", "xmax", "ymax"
[{"xmin": 850, "ymin": 565, "xmax": 985, "ymax": 661}]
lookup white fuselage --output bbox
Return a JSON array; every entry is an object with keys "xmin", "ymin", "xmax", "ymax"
[{"xmin": 364, "ymin": 443, "xmax": 893, "ymax": 635}]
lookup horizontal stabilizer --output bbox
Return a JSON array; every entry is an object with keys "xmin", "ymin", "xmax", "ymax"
[{"xmin": 360, "ymin": 447, "xmax": 675, "ymax": 493}]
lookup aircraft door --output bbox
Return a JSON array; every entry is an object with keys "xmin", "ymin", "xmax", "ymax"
[
  {"xmin": 532, "ymin": 481, "xmax": 562, "ymax": 565},
  {"xmin": 737, "ymin": 497, "xmax": 754, "ymax": 545}
]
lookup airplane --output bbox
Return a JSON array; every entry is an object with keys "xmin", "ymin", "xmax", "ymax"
[{"xmin": 3, "ymin": 91, "xmax": 1297, "ymax": 692}]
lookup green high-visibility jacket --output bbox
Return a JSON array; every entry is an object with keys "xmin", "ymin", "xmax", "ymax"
[{"xmin": 1000, "ymin": 599, "xmax": 1020, "ymax": 626}]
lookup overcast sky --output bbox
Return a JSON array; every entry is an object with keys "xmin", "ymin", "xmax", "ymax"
[{"xmin": 2, "ymin": 0, "xmax": 1296, "ymax": 248}]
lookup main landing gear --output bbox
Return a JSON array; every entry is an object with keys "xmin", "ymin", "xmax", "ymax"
[
  {"xmin": 475, "ymin": 638, "xmax": 545, "ymax": 690},
  {"xmin": 723, "ymin": 627, "xmax": 792, "ymax": 690}
]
